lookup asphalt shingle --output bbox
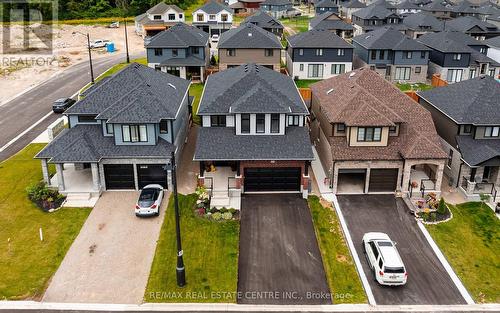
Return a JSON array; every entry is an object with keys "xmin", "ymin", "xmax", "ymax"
[
  {"xmin": 243, "ymin": 10, "xmax": 284, "ymax": 30},
  {"xmin": 145, "ymin": 23, "xmax": 209, "ymax": 48},
  {"xmin": 195, "ymin": 0, "xmax": 233, "ymax": 14},
  {"xmin": 218, "ymin": 23, "xmax": 282, "ymax": 48},
  {"xmin": 287, "ymin": 29, "xmax": 352, "ymax": 48},
  {"xmin": 353, "ymin": 27, "xmax": 430, "ymax": 50}
]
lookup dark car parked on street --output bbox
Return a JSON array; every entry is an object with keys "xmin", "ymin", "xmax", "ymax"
[{"xmin": 52, "ymin": 98, "xmax": 76, "ymax": 113}]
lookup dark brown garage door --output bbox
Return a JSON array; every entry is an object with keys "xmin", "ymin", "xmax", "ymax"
[
  {"xmin": 104, "ymin": 164, "xmax": 135, "ymax": 190},
  {"xmin": 137, "ymin": 164, "xmax": 167, "ymax": 189},
  {"xmin": 368, "ymin": 169, "xmax": 399, "ymax": 192},
  {"xmin": 244, "ymin": 167, "xmax": 301, "ymax": 192}
]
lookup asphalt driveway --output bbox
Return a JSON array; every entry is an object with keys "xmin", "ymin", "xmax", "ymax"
[
  {"xmin": 43, "ymin": 191, "xmax": 169, "ymax": 304},
  {"xmin": 237, "ymin": 194, "xmax": 330, "ymax": 305},
  {"xmin": 337, "ymin": 195, "xmax": 466, "ymax": 305}
]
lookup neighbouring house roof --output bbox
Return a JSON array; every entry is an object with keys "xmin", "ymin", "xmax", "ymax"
[
  {"xmin": 353, "ymin": 3, "xmax": 397, "ymax": 19},
  {"xmin": 261, "ymin": 0, "xmax": 292, "ymax": 5},
  {"xmin": 195, "ymin": 0, "xmax": 233, "ymax": 14},
  {"xmin": 475, "ymin": 4, "xmax": 500, "ymax": 16},
  {"xmin": 360, "ymin": 23, "xmax": 409, "ymax": 32},
  {"xmin": 402, "ymin": 12, "xmax": 445, "ymax": 31},
  {"xmin": 445, "ymin": 16, "xmax": 498, "ymax": 33},
  {"xmin": 450, "ymin": 0, "xmax": 477, "ymax": 14},
  {"xmin": 193, "ymin": 126, "xmax": 314, "ymax": 161},
  {"xmin": 353, "ymin": 26, "xmax": 431, "ymax": 50},
  {"xmin": 218, "ymin": 23, "xmax": 282, "ymax": 48},
  {"xmin": 135, "ymin": 13, "xmax": 148, "ymax": 22},
  {"xmin": 160, "ymin": 55, "xmax": 207, "ymax": 66},
  {"xmin": 229, "ymin": 2, "xmax": 246, "ymax": 9},
  {"xmin": 197, "ymin": 63, "xmax": 308, "ymax": 115},
  {"xmin": 417, "ymin": 30, "xmax": 474, "ymax": 52},
  {"xmin": 243, "ymin": 10, "xmax": 284, "ymax": 30},
  {"xmin": 341, "ymin": 0, "xmax": 366, "ymax": 9},
  {"xmin": 315, "ymin": 0, "xmax": 338, "ymax": 8},
  {"xmin": 145, "ymin": 23, "xmax": 209, "ymax": 48},
  {"xmin": 396, "ymin": 0, "xmax": 420, "ymax": 10},
  {"xmin": 35, "ymin": 124, "xmax": 175, "ymax": 163},
  {"xmin": 147, "ymin": 2, "xmax": 183, "ymax": 14},
  {"xmin": 309, "ymin": 12, "xmax": 354, "ymax": 30},
  {"xmin": 421, "ymin": 1, "xmax": 453, "ymax": 12},
  {"xmin": 65, "ymin": 63, "xmax": 190, "ymax": 123},
  {"xmin": 287, "ymin": 29, "xmax": 353, "ymax": 48},
  {"xmin": 417, "ymin": 76, "xmax": 500, "ymax": 125},
  {"xmin": 455, "ymin": 136, "xmax": 500, "ymax": 166},
  {"xmin": 310, "ymin": 68, "xmax": 447, "ymax": 161},
  {"xmin": 487, "ymin": 13, "xmax": 500, "ymax": 22},
  {"xmin": 485, "ymin": 35, "xmax": 500, "ymax": 48}
]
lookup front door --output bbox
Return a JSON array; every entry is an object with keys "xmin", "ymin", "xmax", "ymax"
[{"xmin": 483, "ymin": 166, "xmax": 491, "ymax": 182}]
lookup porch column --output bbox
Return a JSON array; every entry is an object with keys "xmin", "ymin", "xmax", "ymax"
[
  {"xmin": 434, "ymin": 161, "xmax": 445, "ymax": 193},
  {"xmin": 56, "ymin": 163, "xmax": 65, "ymax": 191},
  {"xmin": 200, "ymin": 66, "xmax": 205, "ymax": 82},
  {"xmin": 199, "ymin": 161, "xmax": 205, "ymax": 177},
  {"xmin": 331, "ymin": 165, "xmax": 339, "ymax": 194},
  {"xmin": 133, "ymin": 164, "xmax": 139, "ymax": 190},
  {"xmin": 91, "ymin": 163, "xmax": 100, "ymax": 191},
  {"xmin": 41, "ymin": 159, "xmax": 50, "ymax": 184},
  {"xmin": 236, "ymin": 161, "xmax": 241, "ymax": 176},
  {"xmin": 401, "ymin": 161, "xmax": 412, "ymax": 192},
  {"xmin": 364, "ymin": 167, "xmax": 371, "ymax": 194}
]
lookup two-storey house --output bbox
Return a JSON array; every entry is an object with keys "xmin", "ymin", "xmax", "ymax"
[
  {"xmin": 402, "ymin": 12, "xmax": 444, "ymax": 39},
  {"xmin": 286, "ymin": 29, "xmax": 353, "ymax": 80},
  {"xmin": 194, "ymin": 63, "xmax": 314, "ymax": 208},
  {"xmin": 260, "ymin": 0, "xmax": 293, "ymax": 18},
  {"xmin": 395, "ymin": 0, "xmax": 421, "ymax": 15},
  {"xmin": 418, "ymin": 76, "xmax": 500, "ymax": 202},
  {"xmin": 227, "ymin": 0, "xmax": 266, "ymax": 14},
  {"xmin": 315, "ymin": 0, "xmax": 340, "ymax": 15},
  {"xmin": 485, "ymin": 35, "xmax": 500, "ymax": 64},
  {"xmin": 421, "ymin": 1, "xmax": 453, "ymax": 20},
  {"xmin": 192, "ymin": 0, "xmax": 233, "ymax": 36},
  {"xmin": 418, "ymin": 31, "xmax": 500, "ymax": 83},
  {"xmin": 352, "ymin": 27, "xmax": 431, "ymax": 83},
  {"xmin": 243, "ymin": 10, "xmax": 285, "ymax": 38},
  {"xmin": 35, "ymin": 63, "xmax": 191, "ymax": 197},
  {"xmin": 351, "ymin": 3, "xmax": 406, "ymax": 35},
  {"xmin": 310, "ymin": 68, "xmax": 447, "ymax": 196},
  {"xmin": 218, "ymin": 23, "xmax": 282, "ymax": 71},
  {"xmin": 135, "ymin": 2, "xmax": 185, "ymax": 38},
  {"xmin": 309, "ymin": 11, "xmax": 354, "ymax": 39},
  {"xmin": 145, "ymin": 23, "xmax": 210, "ymax": 82},
  {"xmin": 445, "ymin": 16, "xmax": 500, "ymax": 40}
]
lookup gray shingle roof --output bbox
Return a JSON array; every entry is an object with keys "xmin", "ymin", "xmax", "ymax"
[
  {"xmin": 315, "ymin": 0, "xmax": 338, "ymax": 8},
  {"xmin": 197, "ymin": 63, "xmax": 308, "ymax": 115},
  {"xmin": 455, "ymin": 135, "xmax": 500, "ymax": 166},
  {"xmin": 146, "ymin": 23, "xmax": 209, "ymax": 48},
  {"xmin": 243, "ymin": 10, "xmax": 284, "ymax": 30},
  {"xmin": 261, "ymin": 0, "xmax": 292, "ymax": 5},
  {"xmin": 450, "ymin": 0, "xmax": 477, "ymax": 14},
  {"xmin": 218, "ymin": 23, "xmax": 282, "ymax": 48},
  {"xmin": 287, "ymin": 29, "xmax": 353, "ymax": 48},
  {"xmin": 147, "ymin": 2, "xmax": 183, "ymax": 14},
  {"xmin": 341, "ymin": 0, "xmax": 366, "ymax": 9},
  {"xmin": 485, "ymin": 35, "xmax": 500, "ymax": 48},
  {"xmin": 396, "ymin": 0, "xmax": 420, "ymax": 9},
  {"xmin": 309, "ymin": 12, "xmax": 354, "ymax": 30},
  {"xmin": 353, "ymin": 26, "xmax": 430, "ymax": 50},
  {"xmin": 418, "ymin": 76, "xmax": 500, "ymax": 125},
  {"xmin": 66, "ymin": 63, "xmax": 190, "ymax": 123},
  {"xmin": 193, "ymin": 126, "xmax": 314, "ymax": 161},
  {"xmin": 160, "ymin": 55, "xmax": 206, "ymax": 66},
  {"xmin": 402, "ymin": 12, "xmax": 444, "ymax": 31},
  {"xmin": 445, "ymin": 16, "xmax": 498, "ymax": 33},
  {"xmin": 421, "ymin": 1, "xmax": 453, "ymax": 12},
  {"xmin": 353, "ymin": 4, "xmax": 397, "ymax": 19},
  {"xmin": 35, "ymin": 125, "xmax": 175, "ymax": 163},
  {"xmin": 417, "ymin": 31, "xmax": 474, "ymax": 52},
  {"xmin": 195, "ymin": 0, "xmax": 233, "ymax": 14}
]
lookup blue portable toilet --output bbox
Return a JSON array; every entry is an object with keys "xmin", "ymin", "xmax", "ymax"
[{"xmin": 106, "ymin": 42, "xmax": 115, "ymax": 53}]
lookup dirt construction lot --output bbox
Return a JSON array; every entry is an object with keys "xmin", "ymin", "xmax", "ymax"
[{"xmin": 0, "ymin": 23, "xmax": 145, "ymax": 104}]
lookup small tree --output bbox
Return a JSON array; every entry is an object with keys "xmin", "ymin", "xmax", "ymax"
[
  {"xmin": 437, "ymin": 197, "xmax": 447, "ymax": 215},
  {"xmin": 210, "ymin": 55, "xmax": 217, "ymax": 66}
]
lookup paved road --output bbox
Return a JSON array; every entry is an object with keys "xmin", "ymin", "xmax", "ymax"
[
  {"xmin": 0, "ymin": 53, "xmax": 143, "ymax": 161},
  {"xmin": 337, "ymin": 195, "xmax": 466, "ymax": 305},
  {"xmin": 0, "ymin": 309, "xmax": 497, "ymax": 313},
  {"xmin": 237, "ymin": 194, "xmax": 330, "ymax": 305}
]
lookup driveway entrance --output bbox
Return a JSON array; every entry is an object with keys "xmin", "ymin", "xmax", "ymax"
[
  {"xmin": 337, "ymin": 195, "xmax": 466, "ymax": 305},
  {"xmin": 237, "ymin": 194, "xmax": 330, "ymax": 304},
  {"xmin": 43, "ymin": 191, "xmax": 168, "ymax": 304}
]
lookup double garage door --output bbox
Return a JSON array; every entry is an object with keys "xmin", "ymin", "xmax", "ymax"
[
  {"xmin": 244, "ymin": 167, "xmax": 301, "ymax": 192},
  {"xmin": 104, "ymin": 164, "xmax": 167, "ymax": 190}
]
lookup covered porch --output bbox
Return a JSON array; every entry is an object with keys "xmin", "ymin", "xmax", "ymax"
[
  {"xmin": 402, "ymin": 159, "xmax": 445, "ymax": 198},
  {"xmin": 459, "ymin": 164, "xmax": 500, "ymax": 202},
  {"xmin": 198, "ymin": 161, "xmax": 242, "ymax": 210}
]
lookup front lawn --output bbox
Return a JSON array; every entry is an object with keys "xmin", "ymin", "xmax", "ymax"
[
  {"xmin": 0, "ymin": 144, "xmax": 91, "ymax": 300},
  {"xmin": 281, "ymin": 16, "xmax": 311, "ymax": 33},
  {"xmin": 396, "ymin": 82, "xmax": 433, "ymax": 92},
  {"xmin": 189, "ymin": 83, "xmax": 204, "ymax": 125},
  {"xmin": 308, "ymin": 196, "xmax": 367, "ymax": 304},
  {"xmin": 145, "ymin": 193, "xmax": 239, "ymax": 303},
  {"xmin": 426, "ymin": 202, "xmax": 500, "ymax": 303},
  {"xmin": 295, "ymin": 79, "xmax": 320, "ymax": 88}
]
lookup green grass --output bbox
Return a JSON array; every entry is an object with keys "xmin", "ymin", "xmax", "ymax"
[
  {"xmin": 0, "ymin": 144, "xmax": 91, "ymax": 300},
  {"xmin": 295, "ymin": 79, "xmax": 320, "ymax": 88},
  {"xmin": 396, "ymin": 82, "xmax": 433, "ymax": 92},
  {"xmin": 308, "ymin": 196, "xmax": 367, "ymax": 304},
  {"xmin": 1, "ymin": 17, "xmax": 135, "ymax": 26},
  {"xmin": 145, "ymin": 194, "xmax": 239, "ymax": 303},
  {"xmin": 425, "ymin": 202, "xmax": 500, "ymax": 303},
  {"xmin": 189, "ymin": 83, "xmax": 204, "ymax": 125},
  {"xmin": 281, "ymin": 16, "xmax": 311, "ymax": 33}
]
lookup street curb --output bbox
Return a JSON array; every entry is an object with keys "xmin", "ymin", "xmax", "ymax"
[
  {"xmin": 416, "ymin": 221, "xmax": 475, "ymax": 304},
  {"xmin": 332, "ymin": 195, "xmax": 376, "ymax": 306}
]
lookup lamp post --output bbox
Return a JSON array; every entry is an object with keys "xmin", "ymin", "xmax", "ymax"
[
  {"xmin": 73, "ymin": 31, "xmax": 95, "ymax": 83},
  {"xmin": 170, "ymin": 151, "xmax": 186, "ymax": 287},
  {"xmin": 124, "ymin": 19, "xmax": 130, "ymax": 63}
]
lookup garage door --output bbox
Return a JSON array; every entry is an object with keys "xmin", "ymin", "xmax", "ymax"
[
  {"xmin": 104, "ymin": 164, "xmax": 135, "ymax": 190},
  {"xmin": 137, "ymin": 164, "xmax": 167, "ymax": 189},
  {"xmin": 244, "ymin": 167, "xmax": 301, "ymax": 192},
  {"xmin": 368, "ymin": 169, "xmax": 399, "ymax": 192}
]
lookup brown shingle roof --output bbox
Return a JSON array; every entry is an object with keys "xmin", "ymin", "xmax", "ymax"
[{"xmin": 310, "ymin": 68, "xmax": 447, "ymax": 161}]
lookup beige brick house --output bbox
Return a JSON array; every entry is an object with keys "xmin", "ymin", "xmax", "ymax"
[{"xmin": 310, "ymin": 68, "xmax": 447, "ymax": 196}]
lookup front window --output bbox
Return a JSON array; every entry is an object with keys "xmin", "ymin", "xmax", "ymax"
[
  {"xmin": 447, "ymin": 149, "xmax": 453, "ymax": 168},
  {"xmin": 337, "ymin": 49, "xmax": 345, "ymax": 56},
  {"xmin": 154, "ymin": 48, "xmax": 162, "ymax": 56},
  {"xmin": 331, "ymin": 64, "xmax": 345, "ymax": 75},
  {"xmin": 395, "ymin": 67, "xmax": 411, "ymax": 80},
  {"xmin": 122, "ymin": 125, "xmax": 148, "ymax": 142},
  {"xmin": 209, "ymin": 14, "xmax": 216, "ymax": 20},
  {"xmin": 271, "ymin": 114, "xmax": 280, "ymax": 133},
  {"xmin": 241, "ymin": 114, "xmax": 250, "ymax": 133},
  {"xmin": 357, "ymin": 127, "xmax": 382, "ymax": 142},
  {"xmin": 221, "ymin": 14, "xmax": 228, "ymax": 21},
  {"xmin": 153, "ymin": 15, "xmax": 161, "ymax": 20},
  {"xmin": 404, "ymin": 51, "xmax": 412, "ymax": 59},
  {"xmin": 168, "ymin": 13, "xmax": 175, "ymax": 20},
  {"xmin": 160, "ymin": 120, "xmax": 168, "ymax": 134},
  {"xmin": 192, "ymin": 46, "xmax": 200, "ymax": 54},
  {"xmin": 315, "ymin": 48, "xmax": 323, "ymax": 56},
  {"xmin": 299, "ymin": 49, "xmax": 303, "ymax": 56},
  {"xmin": 421, "ymin": 51, "xmax": 426, "ymax": 58},
  {"xmin": 371, "ymin": 50, "xmax": 376, "ymax": 60},
  {"xmin": 78, "ymin": 115, "xmax": 97, "ymax": 123},
  {"xmin": 446, "ymin": 69, "xmax": 463, "ymax": 83},
  {"xmin": 299, "ymin": 64, "xmax": 304, "ymax": 71},
  {"xmin": 172, "ymin": 49, "xmax": 178, "ymax": 57},
  {"xmin": 337, "ymin": 123, "xmax": 345, "ymax": 132},
  {"xmin": 380, "ymin": 50, "xmax": 385, "ymax": 59},
  {"xmin": 308, "ymin": 64, "xmax": 323, "ymax": 78},
  {"xmin": 452, "ymin": 53, "xmax": 461, "ymax": 61},
  {"xmin": 256, "ymin": 114, "xmax": 265, "ymax": 133},
  {"xmin": 226, "ymin": 49, "xmax": 236, "ymax": 56},
  {"xmin": 106, "ymin": 123, "xmax": 114, "ymax": 134},
  {"xmin": 484, "ymin": 126, "xmax": 500, "ymax": 137},
  {"xmin": 197, "ymin": 14, "xmax": 203, "ymax": 21},
  {"xmin": 288, "ymin": 115, "xmax": 300, "ymax": 126},
  {"xmin": 264, "ymin": 49, "xmax": 273, "ymax": 57},
  {"xmin": 463, "ymin": 124, "xmax": 472, "ymax": 134},
  {"xmin": 415, "ymin": 66, "xmax": 421, "ymax": 74},
  {"xmin": 489, "ymin": 69, "xmax": 495, "ymax": 76},
  {"xmin": 210, "ymin": 115, "xmax": 226, "ymax": 127}
]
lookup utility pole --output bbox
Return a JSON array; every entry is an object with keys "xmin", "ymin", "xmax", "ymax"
[
  {"xmin": 171, "ymin": 151, "xmax": 186, "ymax": 287},
  {"xmin": 124, "ymin": 19, "xmax": 130, "ymax": 63},
  {"xmin": 86, "ymin": 33, "xmax": 95, "ymax": 83}
]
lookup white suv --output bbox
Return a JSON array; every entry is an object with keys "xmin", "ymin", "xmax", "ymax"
[{"xmin": 362, "ymin": 232, "xmax": 407, "ymax": 286}]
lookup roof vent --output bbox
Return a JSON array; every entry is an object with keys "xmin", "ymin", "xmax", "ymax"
[
  {"xmin": 248, "ymin": 32, "xmax": 253, "ymax": 37},
  {"xmin": 326, "ymin": 88, "xmax": 334, "ymax": 94},
  {"xmin": 349, "ymin": 72, "xmax": 356, "ymax": 78},
  {"xmin": 168, "ymin": 83, "xmax": 176, "ymax": 89},
  {"xmin": 255, "ymin": 65, "xmax": 259, "ymax": 72}
]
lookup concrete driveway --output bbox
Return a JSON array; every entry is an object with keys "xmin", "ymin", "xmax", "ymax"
[
  {"xmin": 237, "ymin": 194, "xmax": 330, "ymax": 305},
  {"xmin": 43, "ymin": 191, "xmax": 169, "ymax": 304},
  {"xmin": 337, "ymin": 195, "xmax": 466, "ymax": 305}
]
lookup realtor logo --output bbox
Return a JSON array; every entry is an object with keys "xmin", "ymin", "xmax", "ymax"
[{"xmin": 0, "ymin": 0, "xmax": 58, "ymax": 55}]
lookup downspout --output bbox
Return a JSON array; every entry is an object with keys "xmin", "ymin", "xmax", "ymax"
[{"xmin": 456, "ymin": 161, "xmax": 463, "ymax": 188}]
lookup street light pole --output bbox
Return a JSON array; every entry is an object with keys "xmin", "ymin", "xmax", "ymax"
[
  {"xmin": 124, "ymin": 19, "xmax": 130, "ymax": 63},
  {"xmin": 171, "ymin": 151, "xmax": 186, "ymax": 287},
  {"xmin": 86, "ymin": 33, "xmax": 95, "ymax": 83}
]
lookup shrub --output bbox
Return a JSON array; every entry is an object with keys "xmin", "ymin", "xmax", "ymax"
[
  {"xmin": 26, "ymin": 182, "xmax": 65, "ymax": 211},
  {"xmin": 210, "ymin": 55, "xmax": 217, "ymax": 66},
  {"xmin": 430, "ymin": 212, "xmax": 437, "ymax": 221},
  {"xmin": 222, "ymin": 212, "xmax": 232, "ymax": 220},
  {"xmin": 437, "ymin": 198, "xmax": 447, "ymax": 215},
  {"xmin": 210, "ymin": 207, "xmax": 218, "ymax": 213},
  {"xmin": 220, "ymin": 207, "xmax": 228, "ymax": 213},
  {"xmin": 228, "ymin": 208, "xmax": 237, "ymax": 214},
  {"xmin": 212, "ymin": 212, "xmax": 222, "ymax": 221}
]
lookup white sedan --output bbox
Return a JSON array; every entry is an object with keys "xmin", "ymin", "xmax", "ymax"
[{"xmin": 135, "ymin": 184, "xmax": 164, "ymax": 217}]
